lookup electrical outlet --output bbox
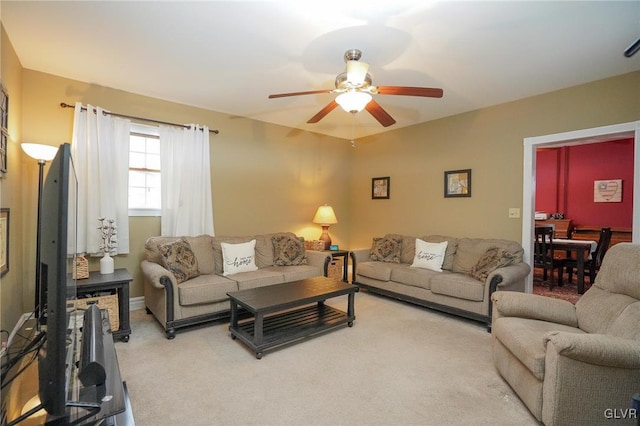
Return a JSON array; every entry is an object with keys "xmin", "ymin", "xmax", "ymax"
[{"xmin": 508, "ymin": 208, "xmax": 520, "ymax": 218}]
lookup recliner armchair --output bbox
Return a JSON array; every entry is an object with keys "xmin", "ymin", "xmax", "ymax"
[{"xmin": 491, "ymin": 243, "xmax": 640, "ymax": 425}]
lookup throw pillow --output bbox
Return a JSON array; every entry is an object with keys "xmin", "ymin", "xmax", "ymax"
[
  {"xmin": 221, "ymin": 239, "xmax": 258, "ymax": 276},
  {"xmin": 158, "ymin": 239, "xmax": 200, "ymax": 284},
  {"xmin": 369, "ymin": 235, "xmax": 403, "ymax": 263},
  {"xmin": 410, "ymin": 239, "xmax": 448, "ymax": 272},
  {"xmin": 272, "ymin": 235, "xmax": 308, "ymax": 266},
  {"xmin": 469, "ymin": 246, "xmax": 516, "ymax": 282}
]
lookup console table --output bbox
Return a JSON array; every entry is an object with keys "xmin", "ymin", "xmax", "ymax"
[{"xmin": 75, "ymin": 268, "xmax": 132, "ymax": 342}]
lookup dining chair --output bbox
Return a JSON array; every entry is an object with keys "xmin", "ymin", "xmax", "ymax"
[
  {"xmin": 561, "ymin": 227, "xmax": 612, "ymax": 285},
  {"xmin": 533, "ymin": 225, "xmax": 560, "ymax": 287}
]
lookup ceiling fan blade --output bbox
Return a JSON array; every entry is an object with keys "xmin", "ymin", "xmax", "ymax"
[
  {"xmin": 376, "ymin": 86, "xmax": 443, "ymax": 98},
  {"xmin": 365, "ymin": 100, "xmax": 396, "ymax": 127},
  {"xmin": 307, "ymin": 101, "xmax": 339, "ymax": 124},
  {"xmin": 268, "ymin": 89, "xmax": 332, "ymax": 99}
]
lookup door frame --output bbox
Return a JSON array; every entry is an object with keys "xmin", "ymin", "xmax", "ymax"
[{"xmin": 522, "ymin": 121, "xmax": 640, "ymax": 293}]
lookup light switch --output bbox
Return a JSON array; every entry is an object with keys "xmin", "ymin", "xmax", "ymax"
[{"xmin": 508, "ymin": 208, "xmax": 520, "ymax": 218}]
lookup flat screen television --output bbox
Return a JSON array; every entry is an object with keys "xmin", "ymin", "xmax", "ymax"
[{"xmin": 37, "ymin": 142, "xmax": 78, "ymax": 417}]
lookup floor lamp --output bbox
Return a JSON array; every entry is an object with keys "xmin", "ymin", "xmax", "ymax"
[{"xmin": 21, "ymin": 143, "xmax": 59, "ymax": 320}]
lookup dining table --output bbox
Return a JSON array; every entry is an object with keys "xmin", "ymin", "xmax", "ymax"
[{"xmin": 552, "ymin": 238, "xmax": 597, "ymax": 294}]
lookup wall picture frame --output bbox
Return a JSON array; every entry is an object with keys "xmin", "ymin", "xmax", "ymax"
[
  {"xmin": 372, "ymin": 176, "xmax": 390, "ymax": 199},
  {"xmin": 444, "ymin": 169, "xmax": 471, "ymax": 198},
  {"xmin": 1, "ymin": 208, "xmax": 9, "ymax": 277}
]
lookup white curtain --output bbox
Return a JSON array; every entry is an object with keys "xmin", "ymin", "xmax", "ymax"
[
  {"xmin": 71, "ymin": 102, "xmax": 130, "ymax": 254},
  {"xmin": 159, "ymin": 124, "xmax": 214, "ymax": 236}
]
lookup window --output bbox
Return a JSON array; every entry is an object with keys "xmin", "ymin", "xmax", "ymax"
[{"xmin": 129, "ymin": 124, "xmax": 160, "ymax": 216}]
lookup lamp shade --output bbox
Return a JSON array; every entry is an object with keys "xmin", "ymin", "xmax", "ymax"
[
  {"xmin": 335, "ymin": 91, "xmax": 372, "ymax": 113},
  {"xmin": 312, "ymin": 205, "xmax": 338, "ymax": 225},
  {"xmin": 21, "ymin": 143, "xmax": 58, "ymax": 161}
]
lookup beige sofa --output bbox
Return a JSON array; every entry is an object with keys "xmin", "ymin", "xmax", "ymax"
[
  {"xmin": 491, "ymin": 242, "xmax": 640, "ymax": 425},
  {"xmin": 351, "ymin": 234, "xmax": 530, "ymax": 328},
  {"xmin": 140, "ymin": 232, "xmax": 331, "ymax": 338}
]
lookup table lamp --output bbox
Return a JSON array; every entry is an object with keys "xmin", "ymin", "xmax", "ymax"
[{"xmin": 312, "ymin": 204, "xmax": 338, "ymax": 250}]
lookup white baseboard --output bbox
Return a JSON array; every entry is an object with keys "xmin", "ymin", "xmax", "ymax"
[{"xmin": 129, "ymin": 296, "xmax": 145, "ymax": 311}]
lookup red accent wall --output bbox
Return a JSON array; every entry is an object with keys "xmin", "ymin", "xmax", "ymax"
[{"xmin": 535, "ymin": 138, "xmax": 634, "ymax": 228}]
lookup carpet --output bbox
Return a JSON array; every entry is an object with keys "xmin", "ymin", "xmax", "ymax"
[
  {"xmin": 532, "ymin": 267, "xmax": 589, "ymax": 304},
  {"xmin": 115, "ymin": 292, "xmax": 538, "ymax": 425}
]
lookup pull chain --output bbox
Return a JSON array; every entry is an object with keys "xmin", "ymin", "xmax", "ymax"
[{"xmin": 350, "ymin": 112, "xmax": 356, "ymax": 148}]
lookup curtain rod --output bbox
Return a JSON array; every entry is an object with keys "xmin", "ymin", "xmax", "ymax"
[{"xmin": 60, "ymin": 102, "xmax": 219, "ymax": 135}]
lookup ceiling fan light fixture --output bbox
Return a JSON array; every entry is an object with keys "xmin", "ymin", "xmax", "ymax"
[
  {"xmin": 346, "ymin": 60, "xmax": 369, "ymax": 85},
  {"xmin": 335, "ymin": 91, "xmax": 372, "ymax": 113}
]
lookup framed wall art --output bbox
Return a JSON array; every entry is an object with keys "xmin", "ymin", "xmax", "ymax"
[
  {"xmin": 372, "ymin": 176, "xmax": 390, "ymax": 199},
  {"xmin": 444, "ymin": 169, "xmax": 471, "ymax": 198},
  {"xmin": 1, "ymin": 83, "xmax": 7, "ymax": 177},
  {"xmin": 1, "ymin": 208, "xmax": 9, "ymax": 277},
  {"xmin": 594, "ymin": 179, "xmax": 622, "ymax": 202}
]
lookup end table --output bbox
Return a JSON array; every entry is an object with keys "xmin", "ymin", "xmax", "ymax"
[
  {"xmin": 74, "ymin": 268, "xmax": 132, "ymax": 342},
  {"xmin": 327, "ymin": 250, "xmax": 349, "ymax": 282}
]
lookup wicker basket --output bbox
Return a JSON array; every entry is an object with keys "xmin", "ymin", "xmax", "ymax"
[
  {"xmin": 73, "ymin": 294, "xmax": 119, "ymax": 331},
  {"xmin": 305, "ymin": 240, "xmax": 326, "ymax": 251},
  {"xmin": 72, "ymin": 256, "xmax": 89, "ymax": 279},
  {"xmin": 327, "ymin": 257, "xmax": 344, "ymax": 280}
]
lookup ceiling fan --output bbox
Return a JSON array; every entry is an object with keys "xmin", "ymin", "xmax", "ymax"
[{"xmin": 268, "ymin": 49, "xmax": 443, "ymax": 127}]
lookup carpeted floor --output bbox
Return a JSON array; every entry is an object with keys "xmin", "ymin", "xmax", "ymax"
[{"xmin": 115, "ymin": 292, "xmax": 539, "ymax": 426}]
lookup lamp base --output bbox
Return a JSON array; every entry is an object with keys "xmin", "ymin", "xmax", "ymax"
[{"xmin": 318, "ymin": 225, "xmax": 332, "ymax": 251}]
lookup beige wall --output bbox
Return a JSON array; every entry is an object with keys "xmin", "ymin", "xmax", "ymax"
[
  {"xmin": 348, "ymin": 71, "xmax": 640, "ymax": 249},
  {"xmin": 18, "ymin": 69, "xmax": 352, "ymax": 309},
  {"xmin": 2, "ymin": 17, "xmax": 638, "ymax": 337},
  {"xmin": 0, "ymin": 24, "xmax": 25, "ymax": 335}
]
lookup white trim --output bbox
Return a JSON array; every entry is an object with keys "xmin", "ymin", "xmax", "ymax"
[
  {"xmin": 522, "ymin": 121, "xmax": 640, "ymax": 293},
  {"xmin": 128, "ymin": 208, "xmax": 160, "ymax": 217},
  {"xmin": 129, "ymin": 296, "xmax": 146, "ymax": 312}
]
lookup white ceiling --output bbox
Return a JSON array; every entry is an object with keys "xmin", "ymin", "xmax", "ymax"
[{"xmin": 2, "ymin": 1, "xmax": 639, "ymax": 140}]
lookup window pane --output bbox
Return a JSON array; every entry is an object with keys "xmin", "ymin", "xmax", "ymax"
[
  {"xmin": 129, "ymin": 170, "xmax": 146, "ymax": 187},
  {"xmin": 129, "ymin": 187, "xmax": 147, "ymax": 208},
  {"xmin": 146, "ymin": 138, "xmax": 160, "ymax": 154},
  {"xmin": 130, "ymin": 135, "xmax": 146, "ymax": 152},
  {"xmin": 130, "ymin": 152, "xmax": 146, "ymax": 169},
  {"xmin": 147, "ymin": 153, "xmax": 161, "ymax": 170},
  {"xmin": 147, "ymin": 172, "xmax": 161, "ymax": 187}
]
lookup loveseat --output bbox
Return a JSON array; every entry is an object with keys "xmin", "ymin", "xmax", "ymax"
[
  {"xmin": 351, "ymin": 234, "xmax": 530, "ymax": 328},
  {"xmin": 140, "ymin": 232, "xmax": 332, "ymax": 338},
  {"xmin": 491, "ymin": 242, "xmax": 640, "ymax": 425}
]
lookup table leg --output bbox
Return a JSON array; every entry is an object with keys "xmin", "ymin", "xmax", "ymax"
[
  {"xmin": 229, "ymin": 301, "xmax": 238, "ymax": 331},
  {"xmin": 576, "ymin": 247, "xmax": 585, "ymax": 294},
  {"xmin": 347, "ymin": 291, "xmax": 355, "ymax": 326},
  {"xmin": 254, "ymin": 313, "xmax": 264, "ymax": 346}
]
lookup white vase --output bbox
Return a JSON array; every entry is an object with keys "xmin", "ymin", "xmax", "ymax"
[{"xmin": 100, "ymin": 253, "xmax": 114, "ymax": 274}]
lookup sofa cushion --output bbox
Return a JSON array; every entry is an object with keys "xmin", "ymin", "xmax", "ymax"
[
  {"xmin": 422, "ymin": 235, "xmax": 458, "ymax": 271},
  {"xmin": 184, "ymin": 235, "xmax": 215, "ymax": 275},
  {"xmin": 469, "ymin": 246, "xmax": 516, "ymax": 282},
  {"xmin": 177, "ymin": 274, "xmax": 238, "ymax": 306},
  {"xmin": 453, "ymin": 238, "xmax": 523, "ymax": 274},
  {"xmin": 411, "ymin": 239, "xmax": 448, "ymax": 272},
  {"xmin": 212, "ymin": 236, "xmax": 253, "ymax": 274},
  {"xmin": 221, "ymin": 239, "xmax": 258, "ymax": 276},
  {"xmin": 272, "ymin": 234, "xmax": 308, "ymax": 266},
  {"xmin": 158, "ymin": 239, "xmax": 200, "ymax": 284},
  {"xmin": 493, "ymin": 317, "xmax": 586, "ymax": 381},
  {"xmin": 390, "ymin": 265, "xmax": 440, "ymax": 290},
  {"xmin": 608, "ymin": 301, "xmax": 640, "ymax": 340},
  {"xmin": 266, "ymin": 264, "xmax": 322, "ymax": 282},
  {"xmin": 370, "ymin": 235, "xmax": 402, "ymax": 263},
  {"xmin": 430, "ymin": 273, "xmax": 485, "ymax": 301},
  {"xmin": 357, "ymin": 261, "xmax": 406, "ymax": 281},
  {"xmin": 232, "ymin": 269, "xmax": 285, "ymax": 291}
]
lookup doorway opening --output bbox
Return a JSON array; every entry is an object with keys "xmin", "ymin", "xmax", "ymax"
[{"xmin": 522, "ymin": 121, "xmax": 640, "ymax": 293}]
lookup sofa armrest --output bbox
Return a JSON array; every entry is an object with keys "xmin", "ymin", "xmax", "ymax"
[
  {"xmin": 350, "ymin": 248, "xmax": 371, "ymax": 280},
  {"xmin": 492, "ymin": 291, "xmax": 578, "ymax": 327},
  {"xmin": 140, "ymin": 259, "xmax": 177, "ymax": 290},
  {"xmin": 306, "ymin": 250, "xmax": 332, "ymax": 267},
  {"xmin": 488, "ymin": 263, "xmax": 530, "ymax": 290},
  {"xmin": 545, "ymin": 332, "xmax": 640, "ymax": 368}
]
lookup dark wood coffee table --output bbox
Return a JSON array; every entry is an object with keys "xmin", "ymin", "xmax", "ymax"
[{"xmin": 227, "ymin": 277, "xmax": 357, "ymax": 359}]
